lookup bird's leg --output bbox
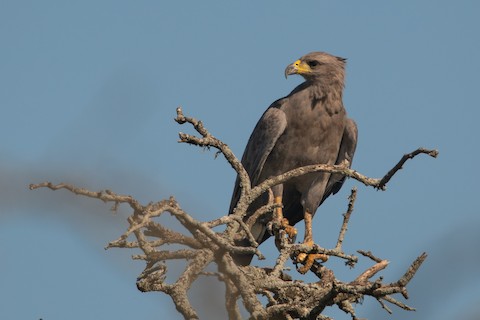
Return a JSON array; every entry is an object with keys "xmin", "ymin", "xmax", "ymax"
[
  {"xmin": 274, "ymin": 195, "xmax": 297, "ymax": 242},
  {"xmin": 274, "ymin": 195, "xmax": 283, "ymax": 220},
  {"xmin": 296, "ymin": 210, "xmax": 328, "ymax": 274}
]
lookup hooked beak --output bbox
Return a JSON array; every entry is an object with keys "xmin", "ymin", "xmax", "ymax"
[
  {"xmin": 284, "ymin": 59, "xmax": 310, "ymax": 79},
  {"xmin": 284, "ymin": 62, "xmax": 298, "ymax": 79}
]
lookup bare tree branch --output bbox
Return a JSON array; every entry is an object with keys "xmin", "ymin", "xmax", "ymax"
[
  {"xmin": 378, "ymin": 148, "xmax": 439, "ymax": 190},
  {"xmin": 30, "ymin": 108, "xmax": 437, "ymax": 319},
  {"xmin": 335, "ymin": 187, "xmax": 357, "ymax": 252}
]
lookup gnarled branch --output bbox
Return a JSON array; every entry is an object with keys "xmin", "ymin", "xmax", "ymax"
[{"xmin": 30, "ymin": 108, "xmax": 437, "ymax": 319}]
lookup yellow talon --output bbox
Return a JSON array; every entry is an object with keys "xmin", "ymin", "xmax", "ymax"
[
  {"xmin": 296, "ymin": 240, "xmax": 328, "ymax": 274},
  {"xmin": 281, "ymin": 218, "xmax": 297, "ymax": 242}
]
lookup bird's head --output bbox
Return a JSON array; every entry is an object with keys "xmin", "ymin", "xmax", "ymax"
[{"xmin": 285, "ymin": 52, "xmax": 346, "ymax": 84}]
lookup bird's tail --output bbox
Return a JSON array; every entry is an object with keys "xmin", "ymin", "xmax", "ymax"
[{"xmin": 230, "ymin": 221, "xmax": 269, "ymax": 266}]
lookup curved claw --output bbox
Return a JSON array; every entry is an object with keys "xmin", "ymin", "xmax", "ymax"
[
  {"xmin": 295, "ymin": 239, "xmax": 329, "ymax": 274},
  {"xmin": 297, "ymin": 253, "xmax": 328, "ymax": 274},
  {"xmin": 281, "ymin": 218, "xmax": 297, "ymax": 243},
  {"xmin": 290, "ymin": 231, "xmax": 297, "ymax": 244}
]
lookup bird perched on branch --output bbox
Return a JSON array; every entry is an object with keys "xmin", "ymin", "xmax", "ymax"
[{"xmin": 229, "ymin": 52, "xmax": 358, "ymax": 269}]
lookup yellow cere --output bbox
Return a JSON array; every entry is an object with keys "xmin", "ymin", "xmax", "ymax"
[{"xmin": 294, "ymin": 60, "xmax": 311, "ymax": 74}]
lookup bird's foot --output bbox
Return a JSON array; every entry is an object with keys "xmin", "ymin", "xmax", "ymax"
[
  {"xmin": 281, "ymin": 218, "xmax": 297, "ymax": 243},
  {"xmin": 296, "ymin": 240, "xmax": 328, "ymax": 274}
]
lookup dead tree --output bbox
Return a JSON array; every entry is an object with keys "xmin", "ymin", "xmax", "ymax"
[{"xmin": 30, "ymin": 107, "xmax": 438, "ymax": 319}]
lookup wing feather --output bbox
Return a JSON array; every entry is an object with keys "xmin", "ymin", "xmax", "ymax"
[
  {"xmin": 321, "ymin": 118, "xmax": 358, "ymax": 204},
  {"xmin": 229, "ymin": 106, "xmax": 287, "ymax": 213}
]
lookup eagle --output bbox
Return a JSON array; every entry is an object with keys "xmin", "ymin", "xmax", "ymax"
[{"xmin": 229, "ymin": 52, "xmax": 358, "ymax": 268}]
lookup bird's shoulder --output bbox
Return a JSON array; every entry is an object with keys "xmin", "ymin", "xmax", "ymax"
[{"xmin": 248, "ymin": 104, "xmax": 287, "ymax": 145}]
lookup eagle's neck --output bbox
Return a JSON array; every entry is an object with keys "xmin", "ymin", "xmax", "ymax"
[{"xmin": 310, "ymin": 78, "xmax": 345, "ymax": 104}]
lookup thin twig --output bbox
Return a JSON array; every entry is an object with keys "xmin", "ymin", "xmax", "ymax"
[
  {"xmin": 357, "ymin": 250, "xmax": 383, "ymax": 263},
  {"xmin": 335, "ymin": 187, "xmax": 357, "ymax": 251},
  {"xmin": 377, "ymin": 148, "xmax": 439, "ymax": 190},
  {"xmin": 354, "ymin": 260, "xmax": 389, "ymax": 282}
]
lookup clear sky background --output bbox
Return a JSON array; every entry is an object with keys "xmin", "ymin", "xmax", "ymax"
[{"xmin": 1, "ymin": 1, "xmax": 479, "ymax": 319}]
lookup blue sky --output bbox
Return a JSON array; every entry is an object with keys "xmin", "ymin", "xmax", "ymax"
[{"xmin": 1, "ymin": 1, "xmax": 479, "ymax": 319}]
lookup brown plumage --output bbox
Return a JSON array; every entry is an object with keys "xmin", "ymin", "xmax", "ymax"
[{"xmin": 229, "ymin": 52, "xmax": 358, "ymax": 266}]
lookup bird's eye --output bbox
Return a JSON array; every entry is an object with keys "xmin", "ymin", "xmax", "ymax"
[{"xmin": 308, "ymin": 61, "xmax": 319, "ymax": 68}]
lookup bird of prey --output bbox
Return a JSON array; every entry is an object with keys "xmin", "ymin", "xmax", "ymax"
[{"xmin": 229, "ymin": 52, "xmax": 358, "ymax": 269}]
